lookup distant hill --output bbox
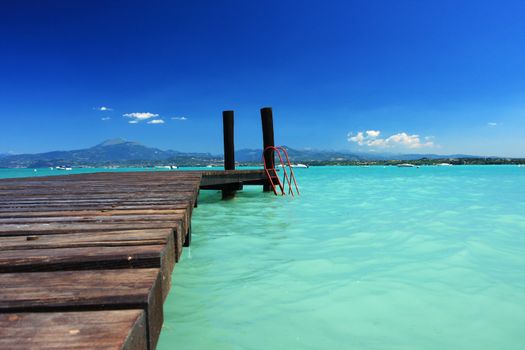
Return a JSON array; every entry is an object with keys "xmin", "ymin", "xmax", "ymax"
[
  {"xmin": 0, "ymin": 138, "xmax": 496, "ymax": 168},
  {"xmin": 235, "ymin": 147, "xmax": 362, "ymax": 162},
  {"xmin": 0, "ymin": 138, "xmax": 219, "ymax": 168}
]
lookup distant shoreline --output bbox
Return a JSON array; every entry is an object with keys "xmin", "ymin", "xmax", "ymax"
[{"xmin": 1, "ymin": 157, "xmax": 525, "ymax": 170}]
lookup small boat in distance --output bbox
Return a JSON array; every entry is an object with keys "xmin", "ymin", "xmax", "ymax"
[
  {"xmin": 276, "ymin": 163, "xmax": 309, "ymax": 168},
  {"xmin": 55, "ymin": 166, "xmax": 72, "ymax": 170},
  {"xmin": 437, "ymin": 163, "xmax": 453, "ymax": 166},
  {"xmin": 154, "ymin": 165, "xmax": 178, "ymax": 170},
  {"xmin": 397, "ymin": 163, "xmax": 416, "ymax": 168}
]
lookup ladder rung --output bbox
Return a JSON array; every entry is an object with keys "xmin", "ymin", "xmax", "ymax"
[{"xmin": 262, "ymin": 146, "xmax": 300, "ymax": 197}]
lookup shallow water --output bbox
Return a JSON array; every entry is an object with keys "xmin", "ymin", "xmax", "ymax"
[
  {"xmin": 2, "ymin": 166, "xmax": 524, "ymax": 349},
  {"xmin": 157, "ymin": 166, "xmax": 525, "ymax": 349}
]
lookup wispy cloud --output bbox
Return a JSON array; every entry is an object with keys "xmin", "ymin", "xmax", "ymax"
[
  {"xmin": 487, "ymin": 122, "xmax": 498, "ymax": 127},
  {"xmin": 147, "ymin": 119, "xmax": 165, "ymax": 124},
  {"xmin": 348, "ymin": 130, "xmax": 434, "ymax": 149},
  {"xmin": 172, "ymin": 116, "xmax": 188, "ymax": 121},
  {"xmin": 94, "ymin": 106, "xmax": 112, "ymax": 111},
  {"xmin": 101, "ymin": 117, "xmax": 111, "ymax": 121},
  {"xmin": 124, "ymin": 112, "xmax": 159, "ymax": 124}
]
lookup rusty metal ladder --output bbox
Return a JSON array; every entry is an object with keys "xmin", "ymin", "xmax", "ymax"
[{"xmin": 262, "ymin": 146, "xmax": 300, "ymax": 196}]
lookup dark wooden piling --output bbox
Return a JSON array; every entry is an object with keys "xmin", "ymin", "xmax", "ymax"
[
  {"xmin": 261, "ymin": 107, "xmax": 275, "ymax": 192},
  {"xmin": 222, "ymin": 111, "xmax": 235, "ymax": 171},
  {"xmin": 222, "ymin": 110, "xmax": 237, "ymax": 199}
]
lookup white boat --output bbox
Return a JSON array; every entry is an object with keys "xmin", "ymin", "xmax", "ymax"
[
  {"xmin": 437, "ymin": 163, "xmax": 453, "ymax": 166},
  {"xmin": 155, "ymin": 165, "xmax": 177, "ymax": 170},
  {"xmin": 291, "ymin": 164, "xmax": 309, "ymax": 168},
  {"xmin": 397, "ymin": 163, "xmax": 416, "ymax": 168},
  {"xmin": 55, "ymin": 166, "xmax": 72, "ymax": 171}
]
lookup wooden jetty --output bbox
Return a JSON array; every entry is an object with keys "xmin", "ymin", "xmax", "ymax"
[
  {"xmin": 0, "ymin": 107, "xmax": 281, "ymax": 349},
  {"xmin": 0, "ymin": 169, "xmax": 267, "ymax": 349}
]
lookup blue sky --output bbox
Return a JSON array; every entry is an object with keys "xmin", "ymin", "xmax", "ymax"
[{"xmin": 0, "ymin": 0, "xmax": 523, "ymax": 156}]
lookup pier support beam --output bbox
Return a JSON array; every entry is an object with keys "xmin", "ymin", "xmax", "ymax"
[
  {"xmin": 222, "ymin": 110, "xmax": 237, "ymax": 199},
  {"xmin": 261, "ymin": 107, "xmax": 275, "ymax": 192}
]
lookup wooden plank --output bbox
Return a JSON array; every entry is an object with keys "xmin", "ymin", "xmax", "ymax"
[
  {"xmin": 0, "ymin": 213, "xmax": 185, "ymax": 224},
  {"xmin": 200, "ymin": 169, "xmax": 267, "ymax": 187},
  {"xmin": 0, "ymin": 244, "xmax": 175, "ymax": 301},
  {"xmin": 0, "ymin": 221, "xmax": 183, "ymax": 236},
  {"xmin": 0, "ymin": 227, "xmax": 184, "ymax": 263},
  {"xmin": 0, "ymin": 310, "xmax": 147, "ymax": 350},
  {"xmin": 0, "ymin": 269, "xmax": 163, "ymax": 350},
  {"xmin": 0, "ymin": 201, "xmax": 195, "ymax": 212},
  {"xmin": 0, "ymin": 181, "xmax": 201, "ymax": 190},
  {"xmin": 0, "ymin": 192, "xmax": 194, "ymax": 199},
  {"xmin": 0, "ymin": 215, "xmax": 190, "ymax": 236},
  {"xmin": 0, "ymin": 208, "xmax": 188, "ymax": 218},
  {"xmin": 0, "ymin": 245, "xmax": 166, "ymax": 271},
  {"xmin": 0, "ymin": 190, "xmax": 198, "ymax": 199},
  {"xmin": 0, "ymin": 229, "xmax": 172, "ymax": 250}
]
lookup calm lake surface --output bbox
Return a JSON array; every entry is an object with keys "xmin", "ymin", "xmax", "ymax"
[{"xmin": 2, "ymin": 166, "xmax": 524, "ymax": 349}]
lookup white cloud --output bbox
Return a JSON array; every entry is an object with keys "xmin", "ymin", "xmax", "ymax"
[
  {"xmin": 101, "ymin": 117, "xmax": 111, "ymax": 121},
  {"xmin": 348, "ymin": 130, "xmax": 381, "ymax": 145},
  {"xmin": 487, "ymin": 122, "xmax": 498, "ymax": 127},
  {"xmin": 147, "ymin": 119, "xmax": 165, "ymax": 124},
  {"xmin": 347, "ymin": 130, "xmax": 434, "ymax": 149},
  {"xmin": 386, "ymin": 132, "xmax": 433, "ymax": 148},
  {"xmin": 172, "ymin": 116, "xmax": 188, "ymax": 121},
  {"xmin": 123, "ymin": 112, "xmax": 159, "ymax": 123},
  {"xmin": 348, "ymin": 132, "xmax": 365, "ymax": 145},
  {"xmin": 94, "ymin": 106, "xmax": 112, "ymax": 111}
]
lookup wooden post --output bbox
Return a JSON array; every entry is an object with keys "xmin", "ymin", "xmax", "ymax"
[
  {"xmin": 223, "ymin": 110, "xmax": 235, "ymax": 171},
  {"xmin": 222, "ymin": 110, "xmax": 237, "ymax": 199},
  {"xmin": 261, "ymin": 107, "xmax": 275, "ymax": 192}
]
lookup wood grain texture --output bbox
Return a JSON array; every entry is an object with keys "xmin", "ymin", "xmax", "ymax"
[
  {"xmin": 0, "ymin": 170, "xmax": 267, "ymax": 349},
  {"xmin": 0, "ymin": 269, "xmax": 162, "ymax": 350},
  {"xmin": 0, "ymin": 239, "xmax": 175, "ymax": 301},
  {"xmin": 0, "ymin": 310, "xmax": 147, "ymax": 350},
  {"xmin": 0, "ymin": 229, "xmax": 173, "ymax": 250}
]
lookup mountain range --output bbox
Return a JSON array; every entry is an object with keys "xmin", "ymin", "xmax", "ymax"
[{"xmin": 0, "ymin": 138, "xmax": 485, "ymax": 168}]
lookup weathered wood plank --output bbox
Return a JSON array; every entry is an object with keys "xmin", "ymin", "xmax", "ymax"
[
  {"xmin": 0, "ymin": 310, "xmax": 147, "ymax": 350},
  {"xmin": 0, "ymin": 227, "xmax": 185, "ymax": 262},
  {"xmin": 0, "ymin": 190, "xmax": 198, "ymax": 199},
  {"xmin": 0, "ymin": 269, "xmax": 163, "ymax": 350},
  {"xmin": 0, "ymin": 202, "xmax": 191, "ymax": 213},
  {"xmin": 0, "ymin": 208, "xmax": 188, "ymax": 218},
  {"xmin": 0, "ymin": 221, "xmax": 183, "ymax": 236},
  {"xmin": 0, "ymin": 213, "xmax": 185, "ymax": 224},
  {"xmin": 0, "ymin": 229, "xmax": 171, "ymax": 250},
  {"xmin": 0, "ymin": 244, "xmax": 175, "ymax": 301}
]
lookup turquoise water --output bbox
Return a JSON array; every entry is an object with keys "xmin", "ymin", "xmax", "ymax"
[
  {"xmin": 0, "ymin": 166, "xmax": 219, "ymax": 179},
  {"xmin": 2, "ymin": 166, "xmax": 524, "ymax": 349},
  {"xmin": 158, "ymin": 166, "xmax": 525, "ymax": 349}
]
